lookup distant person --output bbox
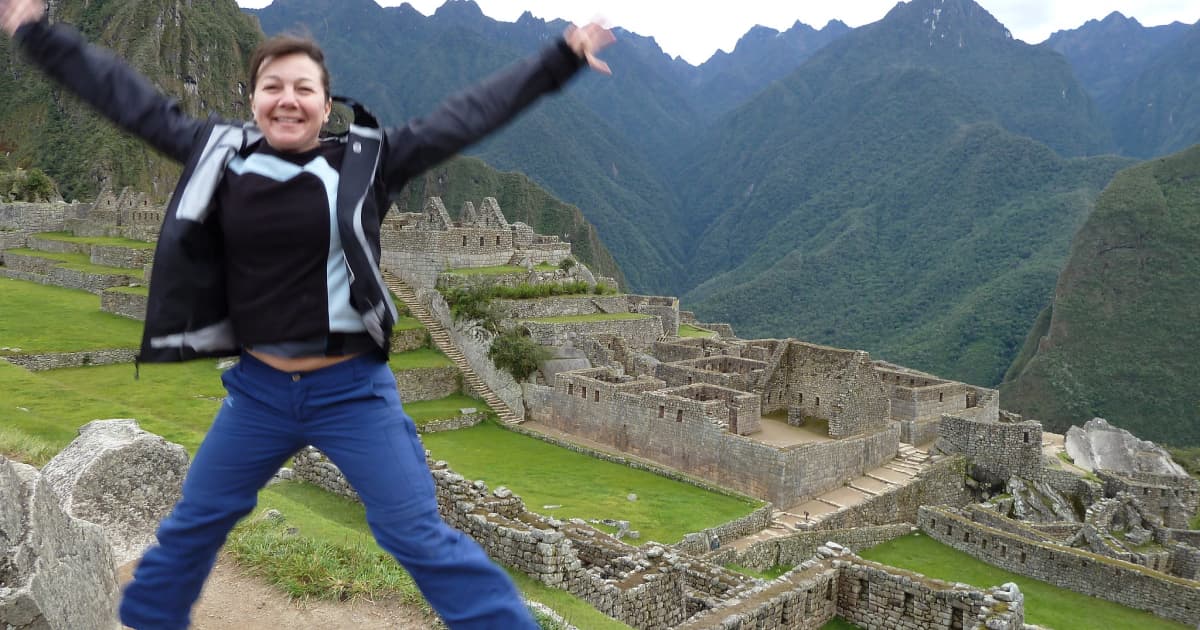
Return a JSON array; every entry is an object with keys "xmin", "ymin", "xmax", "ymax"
[{"xmin": 0, "ymin": 0, "xmax": 613, "ymax": 628}]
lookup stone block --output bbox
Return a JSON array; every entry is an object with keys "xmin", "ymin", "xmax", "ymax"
[
  {"xmin": 0, "ymin": 456, "xmax": 120, "ymax": 630},
  {"xmin": 41, "ymin": 419, "xmax": 189, "ymax": 565}
]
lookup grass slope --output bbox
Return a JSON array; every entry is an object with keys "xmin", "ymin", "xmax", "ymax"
[{"xmin": 861, "ymin": 533, "xmax": 1190, "ymax": 630}]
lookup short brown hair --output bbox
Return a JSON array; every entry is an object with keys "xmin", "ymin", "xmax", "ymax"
[{"xmin": 247, "ymin": 35, "xmax": 331, "ymax": 98}]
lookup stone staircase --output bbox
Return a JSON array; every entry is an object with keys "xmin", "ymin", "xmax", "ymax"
[
  {"xmin": 382, "ymin": 272, "xmax": 521, "ymax": 424},
  {"xmin": 726, "ymin": 444, "xmax": 934, "ymax": 552}
]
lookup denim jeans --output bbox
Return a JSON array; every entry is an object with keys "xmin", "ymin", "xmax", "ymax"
[{"xmin": 118, "ymin": 352, "xmax": 535, "ymax": 629}]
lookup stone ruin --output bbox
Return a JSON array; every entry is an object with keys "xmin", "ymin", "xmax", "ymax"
[
  {"xmin": 0, "ymin": 457, "xmax": 120, "ymax": 630},
  {"xmin": 1066, "ymin": 417, "xmax": 1188, "ymax": 476},
  {"xmin": 0, "ymin": 419, "xmax": 188, "ymax": 630}
]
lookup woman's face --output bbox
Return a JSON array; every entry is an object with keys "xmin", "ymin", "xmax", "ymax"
[{"xmin": 251, "ymin": 53, "xmax": 331, "ymax": 153}]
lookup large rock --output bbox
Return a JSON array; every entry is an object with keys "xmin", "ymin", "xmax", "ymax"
[
  {"xmin": 0, "ymin": 456, "xmax": 120, "ymax": 630},
  {"xmin": 41, "ymin": 419, "xmax": 189, "ymax": 564},
  {"xmin": 1065, "ymin": 417, "xmax": 1187, "ymax": 476}
]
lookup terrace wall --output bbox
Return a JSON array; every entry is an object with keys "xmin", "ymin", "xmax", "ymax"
[
  {"xmin": 761, "ymin": 342, "xmax": 891, "ymax": 439},
  {"xmin": 100, "ymin": 290, "xmax": 147, "ymax": 320},
  {"xmin": 1097, "ymin": 470, "xmax": 1200, "ymax": 529},
  {"xmin": 919, "ymin": 506, "xmax": 1200, "ymax": 625},
  {"xmin": 522, "ymin": 316, "xmax": 663, "ymax": 350},
  {"xmin": 394, "ymin": 366, "xmax": 459, "ymax": 402}
]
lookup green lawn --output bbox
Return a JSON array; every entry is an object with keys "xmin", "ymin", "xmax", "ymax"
[
  {"xmin": 6, "ymin": 248, "xmax": 142, "ymax": 275},
  {"xmin": 860, "ymin": 533, "xmax": 1190, "ymax": 630},
  {"xmin": 420, "ymin": 422, "xmax": 761, "ymax": 543},
  {"xmin": 0, "ymin": 278, "xmax": 143, "ymax": 353},
  {"xmin": 404, "ymin": 394, "xmax": 487, "ymax": 425},
  {"xmin": 393, "ymin": 314, "xmax": 422, "ymax": 331},
  {"xmin": 388, "ymin": 347, "xmax": 453, "ymax": 370},
  {"xmin": 33, "ymin": 231, "xmax": 155, "ymax": 248},
  {"xmin": 678, "ymin": 323, "xmax": 716, "ymax": 338},
  {"xmin": 523, "ymin": 313, "xmax": 652, "ymax": 324}
]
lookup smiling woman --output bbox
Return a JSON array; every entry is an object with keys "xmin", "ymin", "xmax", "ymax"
[{"xmin": 0, "ymin": 0, "xmax": 614, "ymax": 628}]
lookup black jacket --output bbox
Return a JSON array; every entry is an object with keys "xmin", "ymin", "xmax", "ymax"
[{"xmin": 16, "ymin": 18, "xmax": 584, "ymax": 362}]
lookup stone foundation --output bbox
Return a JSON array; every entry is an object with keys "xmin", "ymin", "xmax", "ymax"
[{"xmin": 4, "ymin": 349, "xmax": 138, "ymax": 371}]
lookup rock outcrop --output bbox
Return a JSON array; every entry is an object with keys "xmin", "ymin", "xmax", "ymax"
[
  {"xmin": 41, "ymin": 419, "xmax": 189, "ymax": 564},
  {"xmin": 1065, "ymin": 417, "xmax": 1187, "ymax": 476},
  {"xmin": 0, "ymin": 456, "xmax": 120, "ymax": 630}
]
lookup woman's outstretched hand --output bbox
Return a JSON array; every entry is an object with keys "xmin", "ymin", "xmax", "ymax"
[
  {"xmin": 565, "ymin": 22, "xmax": 616, "ymax": 76},
  {"xmin": 0, "ymin": 0, "xmax": 44, "ymax": 37}
]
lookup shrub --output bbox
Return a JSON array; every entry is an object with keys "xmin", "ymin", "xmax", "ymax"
[
  {"xmin": 488, "ymin": 327, "xmax": 548, "ymax": 381},
  {"xmin": 557, "ymin": 257, "xmax": 576, "ymax": 271}
]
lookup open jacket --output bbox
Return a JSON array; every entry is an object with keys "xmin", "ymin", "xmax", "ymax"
[{"xmin": 16, "ymin": 19, "xmax": 584, "ymax": 362}]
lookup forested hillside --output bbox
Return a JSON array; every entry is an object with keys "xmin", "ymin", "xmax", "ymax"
[
  {"xmin": 1001, "ymin": 146, "xmax": 1200, "ymax": 446},
  {"xmin": 0, "ymin": 0, "xmax": 261, "ymax": 200}
]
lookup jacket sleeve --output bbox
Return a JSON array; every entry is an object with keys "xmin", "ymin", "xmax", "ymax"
[
  {"xmin": 14, "ymin": 19, "xmax": 205, "ymax": 165},
  {"xmin": 381, "ymin": 39, "xmax": 585, "ymax": 191}
]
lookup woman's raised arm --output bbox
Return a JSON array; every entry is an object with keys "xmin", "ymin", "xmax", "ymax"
[{"xmin": 2, "ymin": 0, "xmax": 205, "ymax": 164}]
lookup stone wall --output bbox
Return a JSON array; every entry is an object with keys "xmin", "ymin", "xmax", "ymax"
[
  {"xmin": 89, "ymin": 244, "xmax": 153, "ymax": 269},
  {"xmin": 837, "ymin": 555, "xmax": 1024, "ymax": 630},
  {"xmin": 101, "ymin": 290, "xmax": 148, "ymax": 320},
  {"xmin": 292, "ymin": 447, "xmax": 692, "ymax": 629},
  {"xmin": 728, "ymin": 524, "xmax": 915, "ymax": 571},
  {"xmin": 2, "ymin": 252, "xmax": 140, "ymax": 294},
  {"xmin": 898, "ymin": 417, "xmax": 941, "ymax": 446},
  {"xmin": 4, "ymin": 349, "xmax": 137, "ymax": 371},
  {"xmin": 395, "ymin": 366, "xmax": 459, "ymax": 402},
  {"xmin": 0, "ymin": 201, "xmax": 88, "ymax": 232},
  {"xmin": 936, "ymin": 415, "xmax": 1043, "ymax": 483},
  {"xmin": 390, "ymin": 327, "xmax": 427, "ymax": 353},
  {"xmin": 655, "ymin": 355, "xmax": 767, "ymax": 392},
  {"xmin": 492, "ymin": 295, "xmax": 630, "ymax": 319},
  {"xmin": 522, "ymin": 315, "xmax": 664, "ymax": 350},
  {"xmin": 548, "ymin": 368, "xmax": 898, "ymax": 508},
  {"xmin": 1097, "ymin": 470, "xmax": 1200, "ymax": 529},
  {"xmin": 919, "ymin": 506, "xmax": 1200, "ymax": 625},
  {"xmin": 673, "ymin": 504, "xmax": 775, "ymax": 557},
  {"xmin": 673, "ymin": 563, "xmax": 839, "ymax": 630},
  {"xmin": 418, "ymin": 412, "xmax": 486, "ymax": 433},
  {"xmin": 762, "ymin": 342, "xmax": 891, "ymax": 439},
  {"xmin": 810, "ymin": 457, "xmax": 971, "ymax": 530},
  {"xmin": 628, "ymin": 295, "xmax": 679, "ymax": 337}
]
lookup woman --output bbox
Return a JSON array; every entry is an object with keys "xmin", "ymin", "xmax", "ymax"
[{"xmin": 0, "ymin": 1, "xmax": 613, "ymax": 628}]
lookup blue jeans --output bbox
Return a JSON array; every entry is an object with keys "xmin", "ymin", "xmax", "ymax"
[{"xmin": 119, "ymin": 352, "xmax": 535, "ymax": 629}]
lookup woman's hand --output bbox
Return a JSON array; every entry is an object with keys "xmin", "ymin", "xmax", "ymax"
[
  {"xmin": 0, "ymin": 0, "xmax": 45, "ymax": 37},
  {"xmin": 565, "ymin": 22, "xmax": 616, "ymax": 76}
]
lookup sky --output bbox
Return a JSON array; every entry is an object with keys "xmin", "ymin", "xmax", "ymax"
[{"xmin": 235, "ymin": 1, "xmax": 1200, "ymax": 65}]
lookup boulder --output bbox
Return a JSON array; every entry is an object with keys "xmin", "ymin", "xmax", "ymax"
[
  {"xmin": 0, "ymin": 456, "xmax": 120, "ymax": 629},
  {"xmin": 41, "ymin": 419, "xmax": 189, "ymax": 564},
  {"xmin": 1065, "ymin": 418, "xmax": 1187, "ymax": 476}
]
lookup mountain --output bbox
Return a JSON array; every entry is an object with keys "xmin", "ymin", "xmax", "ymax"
[
  {"xmin": 1043, "ymin": 13, "xmax": 1197, "ymax": 158},
  {"xmin": 1109, "ymin": 23, "xmax": 1200, "ymax": 158},
  {"xmin": 0, "ymin": 0, "xmax": 261, "ymax": 200},
  {"xmin": 690, "ymin": 20, "xmax": 851, "ymax": 122},
  {"xmin": 1001, "ymin": 145, "xmax": 1200, "ymax": 446},
  {"xmin": 675, "ymin": 0, "xmax": 1125, "ymax": 386},
  {"xmin": 1042, "ymin": 12, "xmax": 1189, "ymax": 115}
]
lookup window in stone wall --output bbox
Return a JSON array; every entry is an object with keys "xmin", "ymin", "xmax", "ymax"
[
  {"xmin": 903, "ymin": 592, "xmax": 914, "ymax": 615},
  {"xmin": 816, "ymin": 396, "xmax": 820, "ymax": 406},
  {"xmin": 568, "ymin": 384, "xmax": 574, "ymax": 395},
  {"xmin": 658, "ymin": 405, "xmax": 664, "ymax": 418},
  {"xmin": 1019, "ymin": 551, "xmax": 1026, "ymax": 563},
  {"xmin": 462, "ymin": 235, "xmax": 467, "ymax": 246},
  {"xmin": 859, "ymin": 579, "xmax": 869, "ymax": 604},
  {"xmin": 479, "ymin": 236, "xmax": 485, "ymax": 246},
  {"xmin": 931, "ymin": 518, "xmax": 937, "ymax": 529},
  {"xmin": 1023, "ymin": 431, "xmax": 1030, "ymax": 444},
  {"xmin": 799, "ymin": 393, "xmax": 803, "ymax": 403},
  {"xmin": 951, "ymin": 607, "xmax": 965, "ymax": 630},
  {"xmin": 1145, "ymin": 488, "xmax": 1151, "ymax": 495},
  {"xmin": 964, "ymin": 531, "xmax": 971, "ymax": 543},
  {"xmin": 676, "ymin": 409, "xmax": 683, "ymax": 422},
  {"xmin": 825, "ymin": 580, "xmax": 833, "ymax": 601},
  {"xmin": 496, "ymin": 236, "xmax": 501, "ymax": 246},
  {"xmin": 581, "ymin": 386, "xmax": 587, "ymax": 399},
  {"xmin": 1000, "ymin": 544, "xmax": 1006, "ymax": 558},
  {"xmin": 982, "ymin": 538, "xmax": 988, "ymax": 551},
  {"xmin": 594, "ymin": 390, "xmax": 599, "ymax": 402},
  {"xmin": 939, "ymin": 392, "xmax": 944, "ymax": 402}
]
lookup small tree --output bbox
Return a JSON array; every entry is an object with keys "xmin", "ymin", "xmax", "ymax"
[
  {"xmin": 557, "ymin": 257, "xmax": 576, "ymax": 271},
  {"xmin": 488, "ymin": 327, "xmax": 548, "ymax": 381}
]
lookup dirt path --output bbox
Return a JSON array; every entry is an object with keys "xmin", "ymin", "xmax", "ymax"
[{"xmin": 118, "ymin": 556, "xmax": 437, "ymax": 630}]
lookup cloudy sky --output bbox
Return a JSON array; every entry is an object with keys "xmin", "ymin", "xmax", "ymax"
[{"xmin": 236, "ymin": 1, "xmax": 1200, "ymax": 65}]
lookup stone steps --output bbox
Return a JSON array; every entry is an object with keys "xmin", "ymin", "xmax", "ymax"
[{"xmin": 382, "ymin": 273, "xmax": 521, "ymax": 424}]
